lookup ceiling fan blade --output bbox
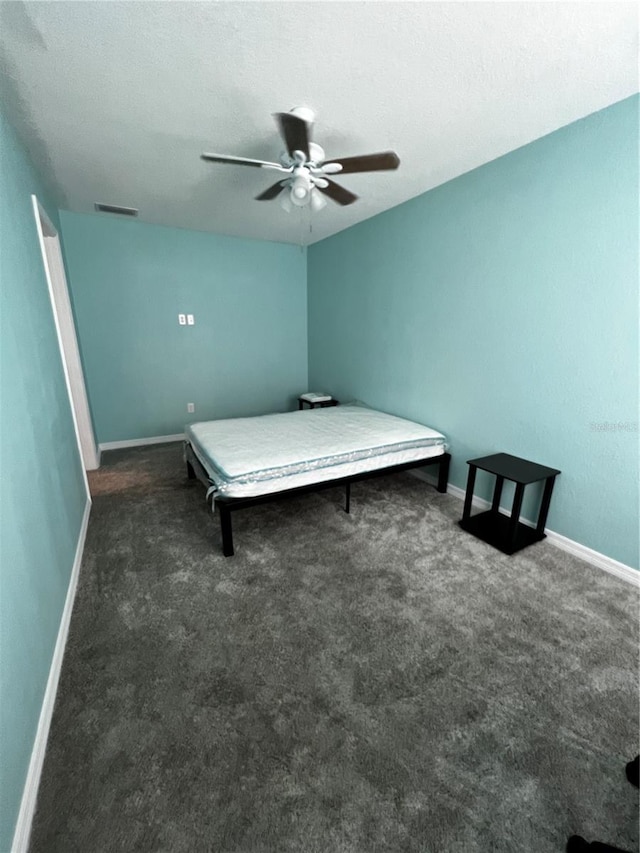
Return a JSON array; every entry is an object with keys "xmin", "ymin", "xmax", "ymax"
[
  {"xmin": 255, "ymin": 181, "xmax": 286, "ymax": 201},
  {"xmin": 273, "ymin": 112, "xmax": 312, "ymax": 160},
  {"xmin": 201, "ymin": 152, "xmax": 284, "ymax": 170},
  {"xmin": 325, "ymin": 151, "xmax": 400, "ymax": 174},
  {"xmin": 317, "ymin": 179, "xmax": 358, "ymax": 206}
]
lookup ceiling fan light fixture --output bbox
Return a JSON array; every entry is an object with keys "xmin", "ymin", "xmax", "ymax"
[
  {"xmin": 279, "ymin": 191, "xmax": 293, "ymax": 213},
  {"xmin": 289, "ymin": 175, "xmax": 311, "ymax": 207},
  {"xmin": 310, "ymin": 188, "xmax": 327, "ymax": 212}
]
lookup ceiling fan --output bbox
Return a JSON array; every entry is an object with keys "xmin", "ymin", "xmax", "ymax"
[{"xmin": 201, "ymin": 106, "xmax": 400, "ymax": 212}]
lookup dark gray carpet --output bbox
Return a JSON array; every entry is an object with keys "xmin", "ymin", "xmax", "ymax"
[{"xmin": 29, "ymin": 443, "xmax": 639, "ymax": 853}]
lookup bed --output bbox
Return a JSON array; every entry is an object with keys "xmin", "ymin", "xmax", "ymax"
[{"xmin": 184, "ymin": 403, "xmax": 451, "ymax": 556}]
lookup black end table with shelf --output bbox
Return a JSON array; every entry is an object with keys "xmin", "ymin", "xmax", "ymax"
[
  {"xmin": 459, "ymin": 453, "xmax": 560, "ymax": 555},
  {"xmin": 298, "ymin": 397, "xmax": 339, "ymax": 410}
]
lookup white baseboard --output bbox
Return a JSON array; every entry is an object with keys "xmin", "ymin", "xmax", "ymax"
[
  {"xmin": 541, "ymin": 530, "xmax": 639, "ymax": 586},
  {"xmin": 98, "ymin": 433, "xmax": 184, "ymax": 452},
  {"xmin": 411, "ymin": 470, "xmax": 639, "ymax": 587},
  {"xmin": 11, "ymin": 499, "xmax": 92, "ymax": 853}
]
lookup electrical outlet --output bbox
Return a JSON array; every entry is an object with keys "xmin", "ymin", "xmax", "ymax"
[
  {"xmin": 178, "ymin": 314, "xmax": 186, "ymax": 325},
  {"xmin": 187, "ymin": 314, "xmax": 195, "ymax": 325},
  {"xmin": 187, "ymin": 403, "xmax": 195, "ymax": 413}
]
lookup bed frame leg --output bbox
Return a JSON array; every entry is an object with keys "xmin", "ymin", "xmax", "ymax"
[
  {"xmin": 344, "ymin": 482, "xmax": 351, "ymax": 514},
  {"xmin": 437, "ymin": 453, "xmax": 451, "ymax": 494},
  {"xmin": 219, "ymin": 506, "xmax": 234, "ymax": 557},
  {"xmin": 186, "ymin": 460, "xmax": 196, "ymax": 480}
]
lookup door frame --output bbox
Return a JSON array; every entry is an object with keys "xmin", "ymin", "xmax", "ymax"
[{"xmin": 32, "ymin": 196, "xmax": 99, "ymax": 473}]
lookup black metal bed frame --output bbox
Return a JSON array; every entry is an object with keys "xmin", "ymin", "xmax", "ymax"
[{"xmin": 185, "ymin": 442, "xmax": 451, "ymax": 557}]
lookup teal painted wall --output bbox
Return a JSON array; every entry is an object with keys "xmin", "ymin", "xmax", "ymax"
[
  {"xmin": 0, "ymin": 111, "xmax": 88, "ymax": 849},
  {"xmin": 308, "ymin": 96, "xmax": 639, "ymax": 569},
  {"xmin": 59, "ymin": 212, "xmax": 308, "ymax": 444}
]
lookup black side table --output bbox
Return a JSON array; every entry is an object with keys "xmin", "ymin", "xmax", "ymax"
[
  {"xmin": 298, "ymin": 397, "xmax": 339, "ymax": 410},
  {"xmin": 459, "ymin": 453, "xmax": 560, "ymax": 555}
]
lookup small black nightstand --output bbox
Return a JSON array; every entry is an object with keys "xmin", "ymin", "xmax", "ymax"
[
  {"xmin": 298, "ymin": 397, "xmax": 339, "ymax": 410},
  {"xmin": 459, "ymin": 453, "xmax": 560, "ymax": 555}
]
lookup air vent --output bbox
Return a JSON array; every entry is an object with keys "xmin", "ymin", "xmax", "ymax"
[{"xmin": 94, "ymin": 203, "xmax": 138, "ymax": 216}]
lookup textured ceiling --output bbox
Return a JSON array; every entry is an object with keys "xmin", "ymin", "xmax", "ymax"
[{"xmin": 0, "ymin": 2, "xmax": 637, "ymax": 245}]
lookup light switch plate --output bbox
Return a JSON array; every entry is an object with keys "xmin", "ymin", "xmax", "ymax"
[
  {"xmin": 178, "ymin": 314, "xmax": 186, "ymax": 325},
  {"xmin": 187, "ymin": 314, "xmax": 195, "ymax": 325},
  {"xmin": 187, "ymin": 403, "xmax": 195, "ymax": 413}
]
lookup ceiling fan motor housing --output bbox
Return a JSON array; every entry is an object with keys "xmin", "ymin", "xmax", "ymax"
[
  {"xmin": 290, "ymin": 105, "xmax": 316, "ymax": 123},
  {"xmin": 279, "ymin": 141, "xmax": 325, "ymax": 170}
]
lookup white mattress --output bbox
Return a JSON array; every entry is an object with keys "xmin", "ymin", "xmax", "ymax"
[{"xmin": 186, "ymin": 404, "xmax": 446, "ymax": 498}]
